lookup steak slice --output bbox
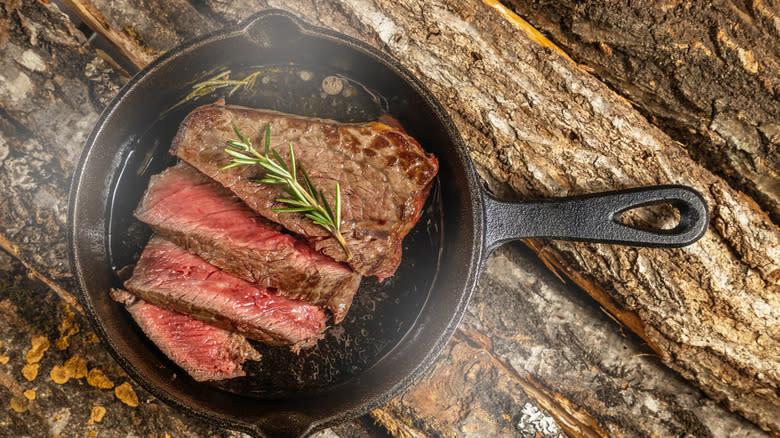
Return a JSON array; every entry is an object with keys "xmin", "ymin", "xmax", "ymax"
[
  {"xmin": 134, "ymin": 162, "xmax": 360, "ymax": 323},
  {"xmin": 125, "ymin": 236, "xmax": 327, "ymax": 352},
  {"xmin": 171, "ymin": 102, "xmax": 439, "ymax": 280},
  {"xmin": 110, "ymin": 289, "xmax": 261, "ymax": 382}
]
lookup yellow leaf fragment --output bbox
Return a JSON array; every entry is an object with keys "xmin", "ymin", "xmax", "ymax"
[
  {"xmin": 50, "ymin": 365, "xmax": 70, "ymax": 385},
  {"xmin": 89, "ymin": 430, "xmax": 97, "ymax": 437},
  {"xmin": 26, "ymin": 335, "xmax": 50, "ymax": 364},
  {"xmin": 84, "ymin": 332, "xmax": 100, "ymax": 345},
  {"xmin": 87, "ymin": 405, "xmax": 106, "ymax": 424},
  {"xmin": 0, "ymin": 354, "xmax": 9, "ymax": 365},
  {"xmin": 23, "ymin": 389, "xmax": 36, "ymax": 400},
  {"xmin": 65, "ymin": 355, "xmax": 88, "ymax": 379},
  {"xmin": 55, "ymin": 304, "xmax": 80, "ymax": 350},
  {"xmin": 51, "ymin": 355, "xmax": 90, "ymax": 385},
  {"xmin": 114, "ymin": 382, "xmax": 139, "ymax": 407},
  {"xmin": 9, "ymin": 396, "xmax": 29, "ymax": 413},
  {"xmin": 22, "ymin": 363, "xmax": 39, "ymax": 381},
  {"xmin": 87, "ymin": 368, "xmax": 114, "ymax": 389}
]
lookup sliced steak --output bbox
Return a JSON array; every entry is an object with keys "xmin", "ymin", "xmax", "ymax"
[
  {"xmin": 110, "ymin": 289, "xmax": 261, "ymax": 382},
  {"xmin": 125, "ymin": 236, "xmax": 327, "ymax": 352},
  {"xmin": 134, "ymin": 162, "xmax": 360, "ymax": 322},
  {"xmin": 171, "ymin": 102, "xmax": 439, "ymax": 280}
]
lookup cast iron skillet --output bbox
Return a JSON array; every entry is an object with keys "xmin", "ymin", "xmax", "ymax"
[{"xmin": 68, "ymin": 10, "xmax": 708, "ymax": 438}]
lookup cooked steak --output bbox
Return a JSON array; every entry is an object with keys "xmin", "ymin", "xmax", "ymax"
[
  {"xmin": 134, "ymin": 162, "xmax": 360, "ymax": 322},
  {"xmin": 124, "ymin": 236, "xmax": 328, "ymax": 352},
  {"xmin": 110, "ymin": 289, "xmax": 261, "ymax": 382},
  {"xmin": 171, "ymin": 102, "xmax": 439, "ymax": 280}
]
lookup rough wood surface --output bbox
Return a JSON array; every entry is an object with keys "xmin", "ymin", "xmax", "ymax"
[
  {"xmin": 374, "ymin": 244, "xmax": 767, "ymax": 437},
  {"xmin": 1, "ymin": 0, "xmax": 778, "ymax": 436},
  {"xmin": 0, "ymin": 0, "xmax": 123, "ymax": 292},
  {"xmin": 503, "ymin": 0, "xmax": 780, "ymax": 224},
  {"xmin": 199, "ymin": 0, "xmax": 780, "ymax": 434},
  {"xmin": 62, "ymin": 0, "xmax": 221, "ymax": 71}
]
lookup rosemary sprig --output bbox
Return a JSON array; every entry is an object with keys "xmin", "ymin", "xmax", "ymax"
[
  {"xmin": 222, "ymin": 124, "xmax": 352, "ymax": 260},
  {"xmin": 164, "ymin": 70, "xmax": 261, "ymax": 114}
]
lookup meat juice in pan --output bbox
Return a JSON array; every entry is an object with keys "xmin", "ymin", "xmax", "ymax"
[{"xmin": 106, "ymin": 65, "xmax": 443, "ymax": 396}]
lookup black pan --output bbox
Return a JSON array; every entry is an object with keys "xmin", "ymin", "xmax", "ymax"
[{"xmin": 68, "ymin": 10, "xmax": 708, "ymax": 438}]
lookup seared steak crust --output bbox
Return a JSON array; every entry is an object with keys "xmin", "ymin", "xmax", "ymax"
[
  {"xmin": 172, "ymin": 103, "xmax": 439, "ymax": 280},
  {"xmin": 124, "ymin": 236, "xmax": 328, "ymax": 351},
  {"xmin": 110, "ymin": 289, "xmax": 261, "ymax": 382},
  {"xmin": 134, "ymin": 162, "xmax": 360, "ymax": 322}
]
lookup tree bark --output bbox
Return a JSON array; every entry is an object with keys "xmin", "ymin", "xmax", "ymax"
[
  {"xmin": 503, "ymin": 0, "xmax": 780, "ymax": 224},
  {"xmin": 373, "ymin": 243, "xmax": 767, "ymax": 437},
  {"xmin": 0, "ymin": 0, "xmax": 125, "ymax": 293},
  {"xmin": 60, "ymin": 0, "xmax": 221, "ymax": 71}
]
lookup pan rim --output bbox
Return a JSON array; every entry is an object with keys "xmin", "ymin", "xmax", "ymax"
[{"xmin": 67, "ymin": 9, "xmax": 486, "ymax": 436}]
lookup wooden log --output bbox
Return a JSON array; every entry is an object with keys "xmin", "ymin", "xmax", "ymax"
[
  {"xmin": 0, "ymin": 0, "xmax": 125, "ymax": 287},
  {"xmin": 198, "ymin": 0, "xmax": 780, "ymax": 434},
  {"xmin": 373, "ymin": 244, "xmax": 767, "ymax": 437},
  {"xmin": 60, "ymin": 0, "xmax": 220, "ymax": 71},
  {"xmin": 503, "ymin": 0, "xmax": 780, "ymax": 223}
]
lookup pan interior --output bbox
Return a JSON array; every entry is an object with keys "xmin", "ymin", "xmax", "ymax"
[{"xmin": 105, "ymin": 63, "xmax": 443, "ymax": 398}]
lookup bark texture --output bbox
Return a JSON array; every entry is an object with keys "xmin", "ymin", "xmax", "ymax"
[
  {"xmin": 201, "ymin": 0, "xmax": 780, "ymax": 433},
  {"xmin": 373, "ymin": 244, "xmax": 767, "ymax": 437},
  {"xmin": 67, "ymin": 0, "xmax": 220, "ymax": 70},
  {"xmin": 0, "ymin": 0, "xmax": 124, "ymax": 286},
  {"xmin": 504, "ymin": 0, "xmax": 780, "ymax": 223}
]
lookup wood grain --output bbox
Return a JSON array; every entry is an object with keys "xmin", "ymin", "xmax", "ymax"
[
  {"xmin": 0, "ymin": 0, "xmax": 124, "ymax": 284},
  {"xmin": 74, "ymin": 0, "xmax": 221, "ymax": 70},
  {"xmin": 503, "ymin": 0, "xmax": 780, "ymax": 223},
  {"xmin": 59, "ymin": 0, "xmax": 157, "ymax": 69}
]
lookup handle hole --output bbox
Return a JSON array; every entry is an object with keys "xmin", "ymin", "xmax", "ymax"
[{"xmin": 618, "ymin": 202, "xmax": 681, "ymax": 231}]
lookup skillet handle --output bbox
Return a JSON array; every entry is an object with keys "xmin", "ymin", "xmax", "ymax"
[
  {"xmin": 240, "ymin": 9, "xmax": 306, "ymax": 48},
  {"xmin": 483, "ymin": 185, "xmax": 709, "ymax": 252}
]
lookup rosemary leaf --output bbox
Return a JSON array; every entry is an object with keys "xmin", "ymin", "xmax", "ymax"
[
  {"xmin": 300, "ymin": 166, "xmax": 318, "ymax": 203},
  {"xmin": 233, "ymin": 125, "xmax": 246, "ymax": 143},
  {"xmin": 254, "ymin": 178, "xmax": 286, "ymax": 185},
  {"xmin": 275, "ymin": 198, "xmax": 311, "ymax": 208},
  {"xmin": 224, "ymin": 149, "xmax": 253, "ymax": 160},
  {"xmin": 335, "ymin": 183, "xmax": 342, "ymax": 227},
  {"xmin": 271, "ymin": 149, "xmax": 288, "ymax": 172},
  {"xmin": 288, "ymin": 142, "xmax": 297, "ymax": 180},
  {"xmin": 222, "ymin": 124, "xmax": 352, "ymax": 260},
  {"xmin": 320, "ymin": 189, "xmax": 335, "ymax": 224},
  {"xmin": 164, "ymin": 70, "xmax": 263, "ymax": 115}
]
